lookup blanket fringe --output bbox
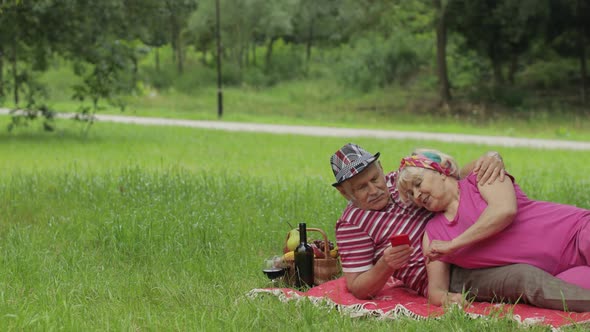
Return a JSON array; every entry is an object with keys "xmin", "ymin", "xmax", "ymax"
[
  {"xmin": 245, "ymin": 288, "xmax": 482, "ymax": 321},
  {"xmin": 246, "ymin": 288, "xmax": 588, "ymax": 331}
]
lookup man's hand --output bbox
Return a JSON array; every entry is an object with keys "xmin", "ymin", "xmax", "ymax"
[
  {"xmin": 344, "ymin": 244, "xmax": 412, "ymax": 299},
  {"xmin": 473, "ymin": 151, "xmax": 505, "ymax": 185},
  {"xmin": 382, "ymin": 244, "xmax": 412, "ymax": 269},
  {"xmin": 424, "ymin": 239, "xmax": 456, "ymax": 261}
]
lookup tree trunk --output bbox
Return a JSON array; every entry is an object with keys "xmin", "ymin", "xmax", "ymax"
[
  {"xmin": 244, "ymin": 42, "xmax": 249, "ymax": 67},
  {"xmin": 306, "ymin": 17, "xmax": 314, "ymax": 65},
  {"xmin": 579, "ymin": 41, "xmax": 587, "ymax": 105},
  {"xmin": 200, "ymin": 46, "xmax": 207, "ymax": 66},
  {"xmin": 131, "ymin": 56, "xmax": 138, "ymax": 88},
  {"xmin": 252, "ymin": 42, "xmax": 256, "ymax": 67},
  {"xmin": 492, "ymin": 60, "xmax": 504, "ymax": 86},
  {"xmin": 508, "ymin": 53, "xmax": 518, "ymax": 85},
  {"xmin": 577, "ymin": 0, "xmax": 587, "ymax": 104},
  {"xmin": 434, "ymin": 0, "xmax": 451, "ymax": 105},
  {"xmin": 11, "ymin": 40, "xmax": 18, "ymax": 106},
  {"xmin": 489, "ymin": 36, "xmax": 505, "ymax": 86},
  {"xmin": 176, "ymin": 34, "xmax": 184, "ymax": 74},
  {"xmin": 155, "ymin": 47, "xmax": 160, "ymax": 72},
  {"xmin": 171, "ymin": 31, "xmax": 177, "ymax": 65},
  {"xmin": 238, "ymin": 45, "xmax": 244, "ymax": 70},
  {"xmin": 490, "ymin": 43, "xmax": 504, "ymax": 86},
  {"xmin": 265, "ymin": 37, "xmax": 276, "ymax": 70},
  {"xmin": 169, "ymin": 13, "xmax": 183, "ymax": 74},
  {"xmin": 0, "ymin": 45, "xmax": 4, "ymax": 97}
]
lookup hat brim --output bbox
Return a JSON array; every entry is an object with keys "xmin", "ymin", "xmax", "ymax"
[{"xmin": 332, "ymin": 152, "xmax": 380, "ymax": 187}]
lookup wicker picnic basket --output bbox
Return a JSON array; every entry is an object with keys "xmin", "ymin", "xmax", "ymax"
[{"xmin": 285, "ymin": 227, "xmax": 341, "ymax": 286}]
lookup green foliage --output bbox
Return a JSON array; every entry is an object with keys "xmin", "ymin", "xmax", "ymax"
[
  {"xmin": 337, "ymin": 34, "xmax": 429, "ymax": 91},
  {"xmin": 69, "ymin": 40, "xmax": 146, "ymax": 132},
  {"xmin": 465, "ymin": 85, "xmax": 528, "ymax": 108},
  {"xmin": 445, "ymin": 37, "xmax": 486, "ymax": 89},
  {"xmin": 4, "ymin": 67, "xmax": 56, "ymax": 132},
  {"xmin": 260, "ymin": 41, "xmax": 306, "ymax": 85},
  {"xmin": 546, "ymin": 0, "xmax": 590, "ymax": 59},
  {"xmin": 518, "ymin": 59, "xmax": 579, "ymax": 89},
  {"xmin": 446, "ymin": 0, "xmax": 551, "ymax": 86},
  {"xmin": 139, "ymin": 64, "xmax": 176, "ymax": 91},
  {"xmin": 141, "ymin": 60, "xmax": 219, "ymax": 93},
  {"xmin": 1, "ymin": 0, "xmax": 589, "ymax": 132}
]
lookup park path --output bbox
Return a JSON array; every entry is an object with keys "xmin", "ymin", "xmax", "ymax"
[{"xmin": 1, "ymin": 108, "xmax": 589, "ymax": 150}]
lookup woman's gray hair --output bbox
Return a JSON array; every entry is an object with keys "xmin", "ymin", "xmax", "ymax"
[{"xmin": 396, "ymin": 148, "xmax": 459, "ymax": 205}]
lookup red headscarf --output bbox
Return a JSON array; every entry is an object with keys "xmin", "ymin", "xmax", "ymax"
[{"xmin": 399, "ymin": 154, "xmax": 452, "ymax": 176}]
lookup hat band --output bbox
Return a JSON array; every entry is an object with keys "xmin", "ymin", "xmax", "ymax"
[{"xmin": 335, "ymin": 157, "xmax": 374, "ymax": 183}]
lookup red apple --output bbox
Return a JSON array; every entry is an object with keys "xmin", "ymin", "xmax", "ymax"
[{"xmin": 310, "ymin": 243, "xmax": 325, "ymax": 258}]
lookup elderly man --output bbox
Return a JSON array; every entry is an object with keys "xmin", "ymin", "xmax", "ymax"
[{"xmin": 330, "ymin": 143, "xmax": 590, "ymax": 311}]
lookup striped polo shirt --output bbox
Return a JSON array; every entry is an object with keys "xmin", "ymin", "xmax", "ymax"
[{"xmin": 335, "ymin": 170, "xmax": 433, "ymax": 296}]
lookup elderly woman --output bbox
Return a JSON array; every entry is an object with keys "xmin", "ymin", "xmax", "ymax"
[{"xmin": 396, "ymin": 150, "xmax": 590, "ymax": 306}]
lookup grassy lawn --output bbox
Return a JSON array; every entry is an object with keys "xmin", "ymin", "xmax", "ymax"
[{"xmin": 0, "ymin": 116, "xmax": 588, "ymax": 330}]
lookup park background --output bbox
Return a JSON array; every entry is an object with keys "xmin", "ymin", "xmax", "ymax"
[{"xmin": 0, "ymin": 0, "xmax": 589, "ymax": 330}]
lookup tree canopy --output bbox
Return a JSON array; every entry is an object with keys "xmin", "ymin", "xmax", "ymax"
[{"xmin": 0, "ymin": 0, "xmax": 588, "ymax": 129}]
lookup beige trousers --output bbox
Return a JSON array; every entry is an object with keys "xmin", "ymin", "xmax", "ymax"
[{"xmin": 449, "ymin": 264, "xmax": 590, "ymax": 312}]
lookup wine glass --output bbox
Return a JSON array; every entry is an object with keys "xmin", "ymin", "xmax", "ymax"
[{"xmin": 262, "ymin": 255, "xmax": 286, "ymax": 284}]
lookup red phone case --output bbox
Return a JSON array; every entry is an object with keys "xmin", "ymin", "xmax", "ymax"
[{"xmin": 390, "ymin": 234, "xmax": 410, "ymax": 246}]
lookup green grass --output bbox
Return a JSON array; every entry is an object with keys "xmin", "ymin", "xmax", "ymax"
[
  {"xmin": 40, "ymin": 78, "xmax": 590, "ymax": 142},
  {"xmin": 11, "ymin": 55, "xmax": 585, "ymax": 143},
  {"xmin": 0, "ymin": 116, "xmax": 588, "ymax": 330}
]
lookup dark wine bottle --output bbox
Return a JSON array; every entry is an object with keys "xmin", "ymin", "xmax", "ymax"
[{"xmin": 294, "ymin": 222, "xmax": 314, "ymax": 289}]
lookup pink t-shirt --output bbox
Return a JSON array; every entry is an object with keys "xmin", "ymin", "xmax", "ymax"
[
  {"xmin": 425, "ymin": 173, "xmax": 590, "ymax": 276},
  {"xmin": 336, "ymin": 171, "xmax": 433, "ymax": 295}
]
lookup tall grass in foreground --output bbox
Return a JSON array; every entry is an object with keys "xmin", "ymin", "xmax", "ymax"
[
  {"xmin": 3, "ymin": 168, "xmax": 584, "ymax": 331},
  {"xmin": 0, "ymin": 118, "xmax": 588, "ymax": 330}
]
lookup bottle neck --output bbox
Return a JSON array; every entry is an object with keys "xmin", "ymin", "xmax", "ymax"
[{"xmin": 299, "ymin": 223, "xmax": 307, "ymax": 243}]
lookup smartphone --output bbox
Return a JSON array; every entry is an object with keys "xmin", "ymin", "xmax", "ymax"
[{"xmin": 390, "ymin": 234, "xmax": 410, "ymax": 246}]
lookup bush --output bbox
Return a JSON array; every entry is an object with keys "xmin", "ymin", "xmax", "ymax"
[
  {"xmin": 465, "ymin": 84, "xmax": 528, "ymax": 108},
  {"xmin": 176, "ymin": 66, "xmax": 218, "ymax": 93},
  {"xmin": 138, "ymin": 40, "xmax": 308, "ymax": 90},
  {"xmin": 446, "ymin": 39, "xmax": 488, "ymax": 90},
  {"xmin": 242, "ymin": 66, "xmax": 269, "ymax": 87},
  {"xmin": 517, "ymin": 59, "xmax": 578, "ymax": 90},
  {"xmin": 262, "ymin": 42, "xmax": 305, "ymax": 85},
  {"xmin": 336, "ymin": 34, "xmax": 428, "ymax": 92},
  {"xmin": 140, "ymin": 62, "xmax": 218, "ymax": 93},
  {"xmin": 139, "ymin": 64, "xmax": 176, "ymax": 91}
]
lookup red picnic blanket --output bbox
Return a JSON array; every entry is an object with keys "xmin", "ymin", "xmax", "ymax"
[{"xmin": 247, "ymin": 277, "xmax": 590, "ymax": 330}]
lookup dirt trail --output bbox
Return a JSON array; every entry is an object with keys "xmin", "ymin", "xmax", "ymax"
[{"xmin": 1, "ymin": 109, "xmax": 589, "ymax": 150}]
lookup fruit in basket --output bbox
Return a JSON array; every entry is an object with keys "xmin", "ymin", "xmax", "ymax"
[
  {"xmin": 283, "ymin": 251, "xmax": 295, "ymax": 261},
  {"xmin": 330, "ymin": 247, "xmax": 339, "ymax": 258},
  {"xmin": 310, "ymin": 244, "xmax": 325, "ymax": 259},
  {"xmin": 311, "ymin": 239, "xmax": 335, "ymax": 252},
  {"xmin": 285, "ymin": 229, "xmax": 300, "ymax": 252}
]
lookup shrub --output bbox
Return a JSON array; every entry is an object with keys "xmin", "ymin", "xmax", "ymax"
[
  {"xmin": 336, "ymin": 34, "xmax": 428, "ymax": 92},
  {"xmin": 140, "ymin": 62, "xmax": 218, "ymax": 93},
  {"xmin": 517, "ymin": 59, "xmax": 578, "ymax": 90}
]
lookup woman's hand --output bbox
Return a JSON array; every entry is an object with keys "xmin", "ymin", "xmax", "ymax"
[
  {"xmin": 424, "ymin": 239, "xmax": 456, "ymax": 261},
  {"xmin": 473, "ymin": 151, "xmax": 505, "ymax": 185},
  {"xmin": 443, "ymin": 292, "xmax": 468, "ymax": 308}
]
